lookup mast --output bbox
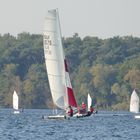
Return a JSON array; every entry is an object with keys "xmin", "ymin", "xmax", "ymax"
[
  {"xmin": 55, "ymin": 9, "xmax": 77, "ymax": 107},
  {"xmin": 56, "ymin": 9, "xmax": 69, "ymax": 108}
]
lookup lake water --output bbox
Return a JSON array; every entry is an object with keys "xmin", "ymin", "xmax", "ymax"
[{"xmin": 0, "ymin": 109, "xmax": 139, "ymax": 140}]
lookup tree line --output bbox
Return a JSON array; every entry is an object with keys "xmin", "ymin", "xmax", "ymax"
[{"xmin": 0, "ymin": 32, "xmax": 140, "ymax": 110}]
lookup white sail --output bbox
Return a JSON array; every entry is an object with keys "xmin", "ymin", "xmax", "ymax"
[
  {"xmin": 43, "ymin": 9, "xmax": 77, "ymax": 110},
  {"xmin": 130, "ymin": 89, "xmax": 139, "ymax": 113},
  {"xmin": 13, "ymin": 90, "xmax": 19, "ymax": 110},
  {"xmin": 87, "ymin": 93, "xmax": 92, "ymax": 111}
]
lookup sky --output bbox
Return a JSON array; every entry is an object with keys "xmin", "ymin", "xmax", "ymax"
[{"xmin": 0, "ymin": 0, "xmax": 140, "ymax": 39}]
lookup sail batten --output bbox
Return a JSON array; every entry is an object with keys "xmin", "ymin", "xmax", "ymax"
[
  {"xmin": 48, "ymin": 74, "xmax": 63, "ymax": 77},
  {"xmin": 43, "ymin": 9, "xmax": 77, "ymax": 110}
]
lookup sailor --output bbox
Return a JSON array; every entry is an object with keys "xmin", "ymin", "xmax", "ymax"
[
  {"xmin": 85, "ymin": 105, "xmax": 94, "ymax": 117},
  {"xmin": 81, "ymin": 101, "xmax": 86, "ymax": 114},
  {"xmin": 66, "ymin": 106, "xmax": 73, "ymax": 117},
  {"xmin": 89, "ymin": 105, "xmax": 94, "ymax": 114},
  {"xmin": 77, "ymin": 106, "xmax": 81, "ymax": 114}
]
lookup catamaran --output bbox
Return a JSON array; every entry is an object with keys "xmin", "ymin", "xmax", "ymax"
[
  {"xmin": 13, "ymin": 90, "xmax": 20, "ymax": 114},
  {"xmin": 43, "ymin": 9, "xmax": 94, "ymax": 119}
]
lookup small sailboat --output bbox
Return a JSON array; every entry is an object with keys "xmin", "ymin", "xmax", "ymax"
[
  {"xmin": 87, "ymin": 93, "xmax": 97, "ymax": 114},
  {"xmin": 13, "ymin": 90, "xmax": 20, "ymax": 114},
  {"xmin": 43, "ymin": 9, "xmax": 77, "ymax": 119},
  {"xmin": 129, "ymin": 89, "xmax": 140, "ymax": 119},
  {"xmin": 130, "ymin": 89, "xmax": 139, "ymax": 113},
  {"xmin": 87, "ymin": 93, "xmax": 92, "ymax": 111}
]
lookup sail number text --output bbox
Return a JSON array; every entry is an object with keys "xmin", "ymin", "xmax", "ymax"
[{"xmin": 44, "ymin": 35, "xmax": 52, "ymax": 55}]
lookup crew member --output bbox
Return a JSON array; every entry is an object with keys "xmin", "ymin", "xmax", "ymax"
[
  {"xmin": 81, "ymin": 101, "xmax": 86, "ymax": 114},
  {"xmin": 89, "ymin": 105, "xmax": 94, "ymax": 114},
  {"xmin": 66, "ymin": 106, "xmax": 73, "ymax": 117},
  {"xmin": 85, "ymin": 105, "xmax": 94, "ymax": 116}
]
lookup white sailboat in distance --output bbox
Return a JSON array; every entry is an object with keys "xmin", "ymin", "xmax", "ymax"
[
  {"xmin": 130, "ymin": 89, "xmax": 139, "ymax": 113},
  {"xmin": 43, "ymin": 9, "xmax": 77, "ymax": 119},
  {"xmin": 13, "ymin": 90, "xmax": 20, "ymax": 114},
  {"xmin": 129, "ymin": 89, "xmax": 140, "ymax": 119},
  {"xmin": 87, "ymin": 93, "xmax": 92, "ymax": 111}
]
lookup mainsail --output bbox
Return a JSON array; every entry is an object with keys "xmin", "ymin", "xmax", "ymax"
[
  {"xmin": 43, "ymin": 9, "xmax": 77, "ymax": 110},
  {"xmin": 130, "ymin": 89, "xmax": 139, "ymax": 113},
  {"xmin": 87, "ymin": 93, "xmax": 92, "ymax": 111},
  {"xmin": 13, "ymin": 90, "xmax": 19, "ymax": 110}
]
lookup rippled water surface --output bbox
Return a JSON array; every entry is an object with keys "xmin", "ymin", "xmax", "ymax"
[{"xmin": 0, "ymin": 109, "xmax": 140, "ymax": 140}]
